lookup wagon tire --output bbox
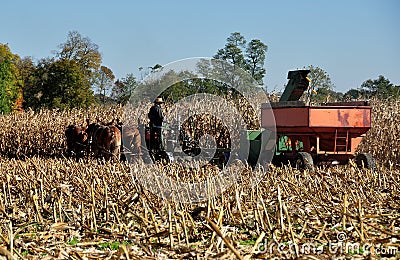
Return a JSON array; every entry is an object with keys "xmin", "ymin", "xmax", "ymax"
[
  {"xmin": 295, "ymin": 152, "xmax": 314, "ymax": 171},
  {"xmin": 355, "ymin": 153, "xmax": 376, "ymax": 170}
]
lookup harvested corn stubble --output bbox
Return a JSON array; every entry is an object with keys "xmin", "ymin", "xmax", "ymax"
[{"xmin": 0, "ymin": 100, "xmax": 399, "ymax": 259}]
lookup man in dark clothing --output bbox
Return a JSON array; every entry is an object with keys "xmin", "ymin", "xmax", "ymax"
[{"xmin": 148, "ymin": 97, "xmax": 164, "ymax": 150}]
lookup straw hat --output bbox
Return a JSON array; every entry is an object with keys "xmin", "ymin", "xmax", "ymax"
[{"xmin": 154, "ymin": 97, "xmax": 164, "ymax": 103}]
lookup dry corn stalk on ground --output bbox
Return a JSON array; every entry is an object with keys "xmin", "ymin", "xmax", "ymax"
[{"xmin": 0, "ymin": 100, "xmax": 399, "ymax": 259}]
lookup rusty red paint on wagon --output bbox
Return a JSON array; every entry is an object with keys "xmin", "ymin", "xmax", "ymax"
[{"xmin": 257, "ymin": 69, "xmax": 374, "ymax": 168}]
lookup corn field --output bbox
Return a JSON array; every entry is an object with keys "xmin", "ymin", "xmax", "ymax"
[{"xmin": 0, "ymin": 100, "xmax": 399, "ymax": 259}]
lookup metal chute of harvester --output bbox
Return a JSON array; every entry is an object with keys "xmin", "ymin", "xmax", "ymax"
[
  {"xmin": 279, "ymin": 70, "xmax": 311, "ymax": 102},
  {"xmin": 242, "ymin": 70, "xmax": 375, "ymax": 170}
]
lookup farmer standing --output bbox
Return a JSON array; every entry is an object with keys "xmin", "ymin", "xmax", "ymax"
[{"xmin": 148, "ymin": 97, "xmax": 164, "ymax": 150}]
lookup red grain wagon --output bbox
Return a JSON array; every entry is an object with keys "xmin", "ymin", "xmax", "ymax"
[{"xmin": 260, "ymin": 70, "xmax": 375, "ymax": 170}]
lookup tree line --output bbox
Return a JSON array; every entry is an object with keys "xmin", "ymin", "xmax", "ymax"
[
  {"xmin": 300, "ymin": 65, "xmax": 400, "ymax": 103},
  {"xmin": 0, "ymin": 31, "xmax": 138, "ymax": 113},
  {"xmin": 1, "ymin": 31, "xmax": 399, "ymax": 114}
]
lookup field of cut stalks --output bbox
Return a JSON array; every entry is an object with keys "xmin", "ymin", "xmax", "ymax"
[{"xmin": 0, "ymin": 100, "xmax": 399, "ymax": 259}]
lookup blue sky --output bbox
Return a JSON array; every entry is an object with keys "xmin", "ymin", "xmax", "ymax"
[{"xmin": 1, "ymin": 0, "xmax": 399, "ymax": 92}]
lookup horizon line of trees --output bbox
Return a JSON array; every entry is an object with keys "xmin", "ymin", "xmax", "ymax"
[{"xmin": 1, "ymin": 31, "xmax": 399, "ymax": 114}]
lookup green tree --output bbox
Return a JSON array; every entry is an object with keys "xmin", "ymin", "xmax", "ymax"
[
  {"xmin": 303, "ymin": 65, "xmax": 339, "ymax": 103},
  {"xmin": 23, "ymin": 58, "xmax": 52, "ymax": 109},
  {"xmin": 93, "ymin": 65, "xmax": 115, "ymax": 103},
  {"xmin": 214, "ymin": 32, "xmax": 247, "ymax": 70},
  {"xmin": 344, "ymin": 88, "xmax": 362, "ymax": 100},
  {"xmin": 16, "ymin": 56, "xmax": 37, "ymax": 108},
  {"xmin": 159, "ymin": 78, "xmax": 230, "ymax": 103},
  {"xmin": 151, "ymin": 64, "xmax": 163, "ymax": 72},
  {"xmin": 34, "ymin": 59, "xmax": 94, "ymax": 109},
  {"xmin": 0, "ymin": 44, "xmax": 23, "ymax": 113},
  {"xmin": 360, "ymin": 75, "xmax": 399, "ymax": 99},
  {"xmin": 139, "ymin": 69, "xmax": 190, "ymax": 103},
  {"xmin": 56, "ymin": 31, "xmax": 102, "ymax": 80},
  {"xmin": 138, "ymin": 64, "xmax": 163, "ymax": 81},
  {"xmin": 213, "ymin": 32, "xmax": 268, "ymax": 85},
  {"xmin": 20, "ymin": 31, "xmax": 102, "ymax": 110},
  {"xmin": 245, "ymin": 39, "xmax": 268, "ymax": 84},
  {"xmin": 111, "ymin": 73, "xmax": 137, "ymax": 105}
]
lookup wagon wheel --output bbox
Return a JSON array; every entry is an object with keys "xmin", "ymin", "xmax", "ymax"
[
  {"xmin": 355, "ymin": 153, "xmax": 376, "ymax": 170},
  {"xmin": 295, "ymin": 152, "xmax": 314, "ymax": 171}
]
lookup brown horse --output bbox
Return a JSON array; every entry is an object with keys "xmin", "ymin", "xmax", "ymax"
[
  {"xmin": 117, "ymin": 123, "xmax": 142, "ymax": 161},
  {"xmin": 65, "ymin": 125, "xmax": 88, "ymax": 159},
  {"xmin": 86, "ymin": 120, "xmax": 122, "ymax": 161}
]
